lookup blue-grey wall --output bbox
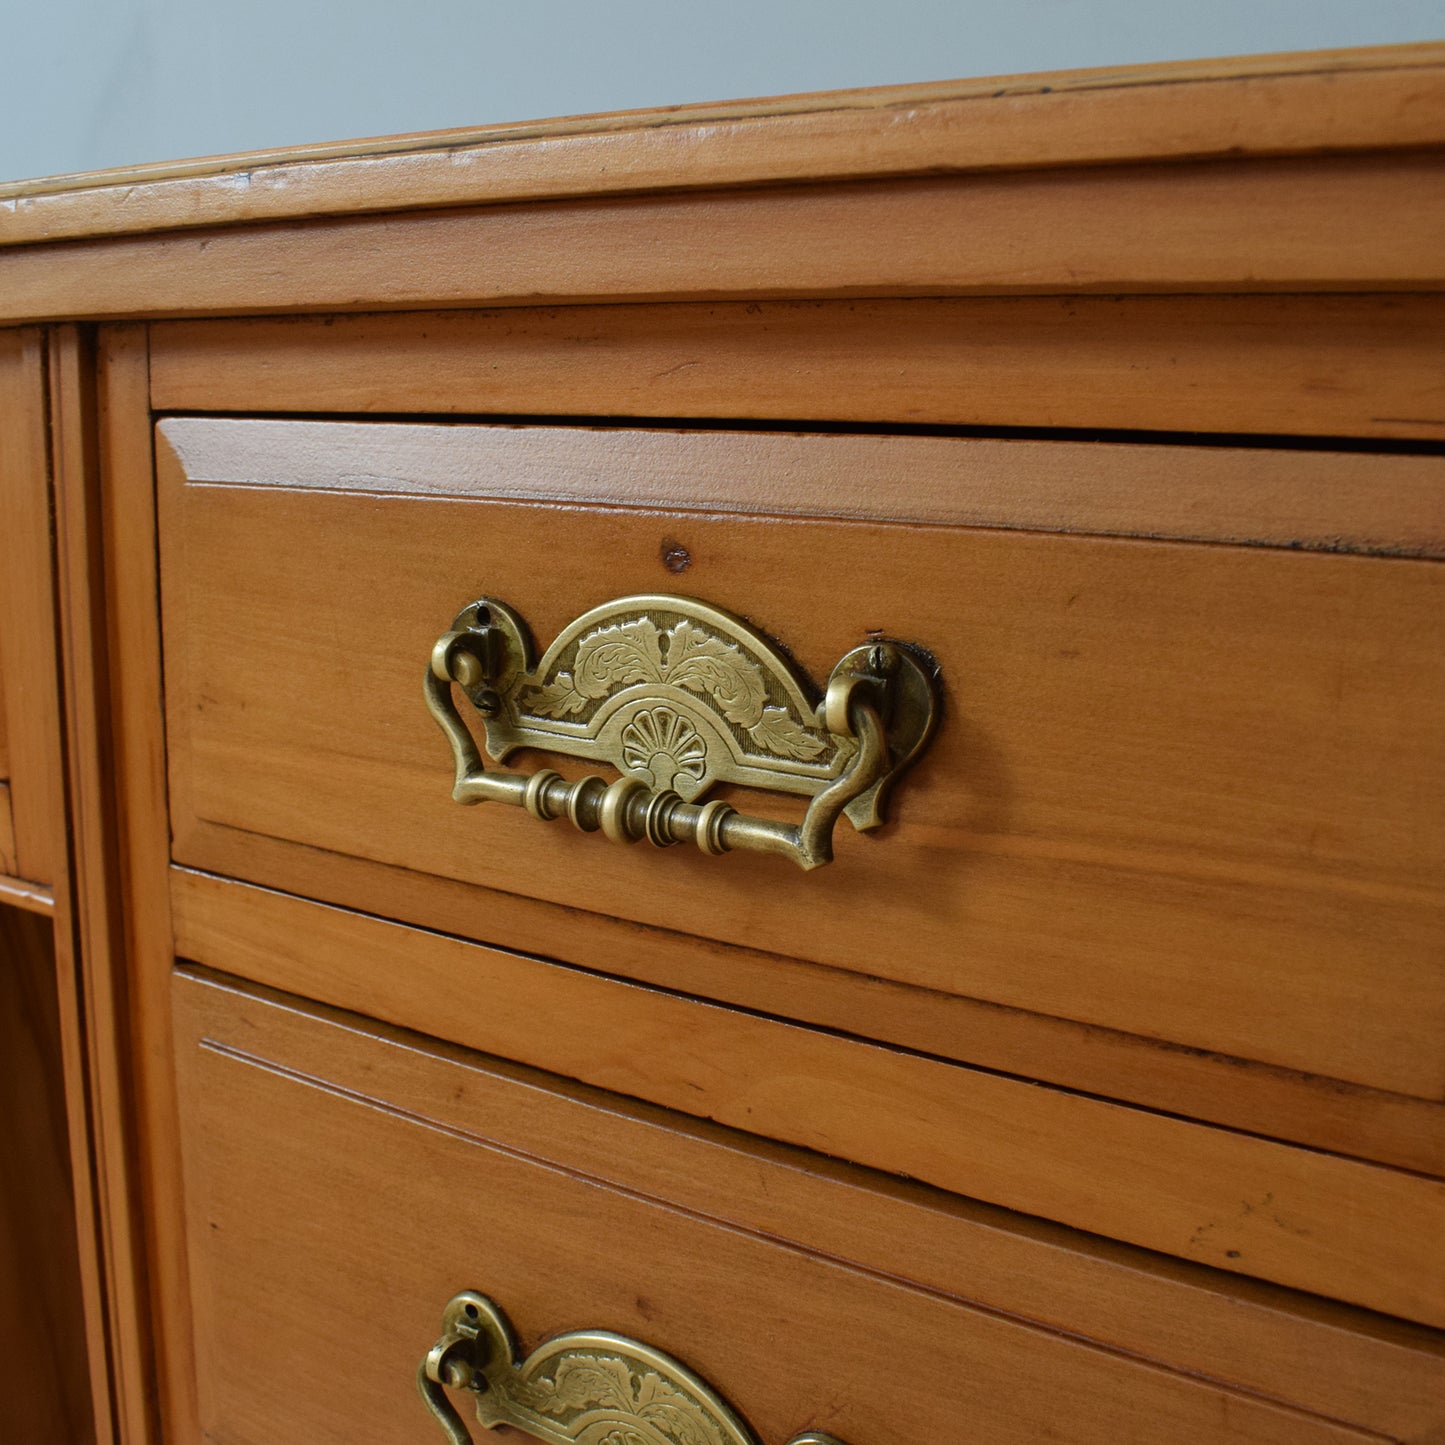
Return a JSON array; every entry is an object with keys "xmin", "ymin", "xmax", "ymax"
[{"xmin": 4, "ymin": 0, "xmax": 1442, "ymax": 185}]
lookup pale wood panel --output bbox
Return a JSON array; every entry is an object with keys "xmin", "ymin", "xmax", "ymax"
[
  {"xmin": 172, "ymin": 849, "xmax": 1445, "ymax": 1178},
  {"xmin": 96, "ymin": 328, "xmax": 195, "ymax": 1445},
  {"xmin": 0, "ymin": 905, "xmax": 96, "ymax": 1445},
  {"xmin": 5, "ymin": 45, "xmax": 1445, "ymax": 246},
  {"xmin": 173, "ymin": 970, "xmax": 1429, "ymax": 1443},
  {"xmin": 157, "ymin": 428, "xmax": 1445, "ymax": 1098},
  {"xmin": 177, "ymin": 967, "xmax": 1445, "ymax": 1442},
  {"xmin": 151, "ymin": 294, "xmax": 1445, "ymax": 444},
  {"xmin": 3, "ymin": 325, "xmax": 122, "ymax": 1445},
  {"xmin": 72, "ymin": 328, "xmax": 199, "ymax": 1445},
  {"xmin": 8, "ymin": 155, "xmax": 1445, "ymax": 325},
  {"xmin": 50, "ymin": 326, "xmax": 158, "ymax": 1445},
  {"xmin": 44, "ymin": 863, "xmax": 114, "ymax": 1445},
  {"xmin": 170, "ymin": 872, "xmax": 1445, "ymax": 1329},
  {"xmin": 155, "ymin": 415, "xmax": 1445, "ymax": 557},
  {"xmin": 0, "ymin": 328, "xmax": 64, "ymax": 884}
]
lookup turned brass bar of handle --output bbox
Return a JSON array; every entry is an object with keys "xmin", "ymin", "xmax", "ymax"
[
  {"xmin": 418, "ymin": 1290, "xmax": 845, "ymax": 1445},
  {"xmin": 424, "ymin": 594, "xmax": 939, "ymax": 871}
]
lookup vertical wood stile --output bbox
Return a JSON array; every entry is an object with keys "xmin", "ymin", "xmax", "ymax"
[
  {"xmin": 96, "ymin": 323, "xmax": 196, "ymax": 1444},
  {"xmin": 49, "ymin": 324, "xmax": 174, "ymax": 1445},
  {"xmin": 0, "ymin": 324, "xmax": 113, "ymax": 1444},
  {"xmin": 0, "ymin": 327, "xmax": 64, "ymax": 884}
]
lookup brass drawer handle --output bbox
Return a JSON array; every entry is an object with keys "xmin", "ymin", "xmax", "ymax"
[
  {"xmin": 419, "ymin": 1290, "xmax": 844, "ymax": 1445},
  {"xmin": 425, "ymin": 594, "xmax": 938, "ymax": 871}
]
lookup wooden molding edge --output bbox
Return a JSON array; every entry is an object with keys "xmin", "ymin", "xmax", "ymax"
[
  {"xmin": 169, "ymin": 865, "xmax": 1445, "ymax": 1329},
  {"xmin": 0, "ymin": 871, "xmax": 55, "ymax": 914},
  {"xmin": 3, "ymin": 43, "xmax": 1445, "ymax": 246}
]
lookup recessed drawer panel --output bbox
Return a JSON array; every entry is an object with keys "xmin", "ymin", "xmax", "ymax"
[
  {"xmin": 156, "ymin": 418, "xmax": 1445, "ymax": 1100},
  {"xmin": 172, "ymin": 971, "xmax": 1445, "ymax": 1445}
]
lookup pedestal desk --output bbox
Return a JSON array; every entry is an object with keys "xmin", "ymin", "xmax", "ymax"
[{"xmin": 2, "ymin": 42, "xmax": 1444, "ymax": 1445}]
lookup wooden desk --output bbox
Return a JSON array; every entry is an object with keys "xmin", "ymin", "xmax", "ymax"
[{"xmin": 2, "ymin": 42, "xmax": 1443, "ymax": 1445}]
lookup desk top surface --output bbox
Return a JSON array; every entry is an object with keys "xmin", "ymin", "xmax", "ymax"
[{"xmin": 2, "ymin": 42, "xmax": 1444, "ymax": 248}]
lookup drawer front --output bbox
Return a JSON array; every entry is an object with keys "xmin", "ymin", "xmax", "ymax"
[
  {"xmin": 157, "ymin": 417, "xmax": 1445, "ymax": 1103},
  {"xmin": 172, "ymin": 869, "xmax": 1445, "ymax": 1327},
  {"xmin": 172, "ymin": 971, "xmax": 1445, "ymax": 1445}
]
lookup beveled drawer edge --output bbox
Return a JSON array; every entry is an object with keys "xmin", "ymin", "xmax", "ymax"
[
  {"xmin": 169, "ymin": 866, "xmax": 1445, "ymax": 1331},
  {"xmin": 156, "ymin": 413, "xmax": 1445, "ymax": 560},
  {"xmin": 169, "ymin": 841, "xmax": 1445, "ymax": 1180},
  {"xmin": 174, "ymin": 966, "xmax": 1445, "ymax": 1440}
]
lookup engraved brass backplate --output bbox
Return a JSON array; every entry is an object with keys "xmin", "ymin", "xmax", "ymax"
[
  {"xmin": 419, "ymin": 1290, "xmax": 845, "ymax": 1445},
  {"xmin": 425, "ymin": 594, "xmax": 939, "ymax": 870}
]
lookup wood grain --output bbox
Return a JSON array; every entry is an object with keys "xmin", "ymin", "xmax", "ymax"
[
  {"xmin": 177, "ymin": 966, "xmax": 1445, "ymax": 1442},
  {"xmin": 171, "ymin": 870, "xmax": 1445, "ymax": 1329},
  {"xmin": 0, "ymin": 328, "xmax": 64, "ymax": 884},
  {"xmin": 93, "ymin": 325, "xmax": 198, "ymax": 1445},
  {"xmin": 153, "ymin": 415, "xmax": 1445, "ymax": 558},
  {"xmin": 50, "ymin": 326, "xmax": 157, "ymax": 1445},
  {"xmin": 173, "ymin": 842, "xmax": 1445, "ymax": 1179},
  {"xmin": 99, "ymin": 328, "xmax": 197, "ymax": 1445},
  {"xmin": 173, "ymin": 969, "xmax": 1441, "ymax": 1444},
  {"xmin": 8, "ymin": 153, "xmax": 1445, "ymax": 325},
  {"xmin": 0, "ymin": 786, "xmax": 15, "ymax": 877},
  {"xmin": 0, "ymin": 904, "xmax": 96, "ymax": 1445},
  {"xmin": 0, "ymin": 326, "xmax": 119, "ymax": 1445},
  {"xmin": 150, "ymin": 293, "xmax": 1445, "ymax": 444},
  {"xmin": 157, "ymin": 424, "xmax": 1445, "ymax": 1099},
  {"xmin": 4, "ymin": 45, "xmax": 1445, "ymax": 246},
  {"xmin": 13, "ymin": 54, "xmax": 1445, "ymax": 1443}
]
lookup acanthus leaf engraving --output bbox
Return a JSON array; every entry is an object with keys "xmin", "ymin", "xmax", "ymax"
[
  {"xmin": 520, "ymin": 612, "xmax": 825, "ymax": 765},
  {"xmin": 746, "ymin": 706, "xmax": 829, "ymax": 761},
  {"xmin": 522, "ymin": 674, "xmax": 590, "ymax": 718},
  {"xmin": 512, "ymin": 1354, "xmax": 635, "ymax": 1415},
  {"xmin": 506, "ymin": 1351, "xmax": 718, "ymax": 1445},
  {"xmin": 573, "ymin": 619, "xmax": 665, "ymax": 697},
  {"xmin": 663, "ymin": 621, "xmax": 768, "ymax": 729}
]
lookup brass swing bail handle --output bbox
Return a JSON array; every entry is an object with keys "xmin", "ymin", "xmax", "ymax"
[
  {"xmin": 428, "ymin": 638, "xmax": 888, "ymax": 870},
  {"xmin": 418, "ymin": 1288, "xmax": 846, "ymax": 1445},
  {"xmin": 424, "ymin": 594, "xmax": 939, "ymax": 871}
]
